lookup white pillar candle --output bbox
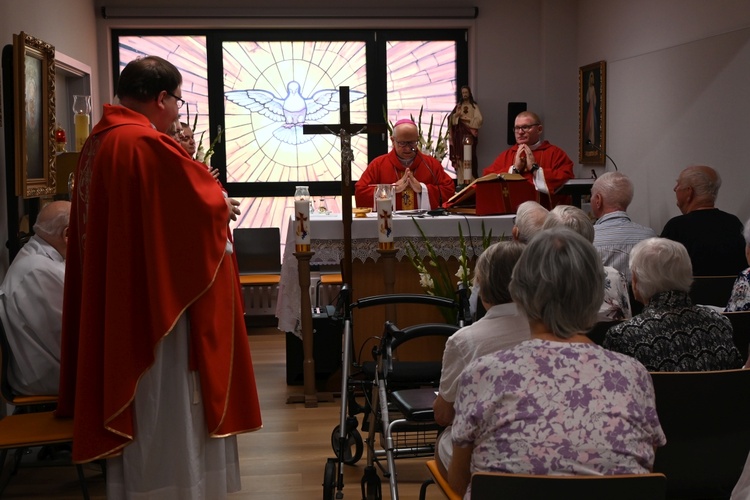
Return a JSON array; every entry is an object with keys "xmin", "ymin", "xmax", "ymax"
[
  {"xmin": 377, "ymin": 198, "xmax": 394, "ymax": 250},
  {"xmin": 294, "ymin": 200, "xmax": 311, "ymax": 251}
]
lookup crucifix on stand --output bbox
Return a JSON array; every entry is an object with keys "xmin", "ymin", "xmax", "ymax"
[
  {"xmin": 303, "ymin": 86, "xmax": 387, "ymax": 290},
  {"xmin": 285, "ymin": 87, "xmax": 386, "ymax": 407}
]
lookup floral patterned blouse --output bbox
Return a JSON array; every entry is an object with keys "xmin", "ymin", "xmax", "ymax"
[
  {"xmin": 603, "ymin": 290, "xmax": 743, "ymax": 372},
  {"xmin": 726, "ymin": 268, "xmax": 750, "ymax": 312},
  {"xmin": 452, "ymin": 339, "xmax": 665, "ymax": 498}
]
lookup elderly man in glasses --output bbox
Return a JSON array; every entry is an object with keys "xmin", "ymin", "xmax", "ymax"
[
  {"xmin": 483, "ymin": 111, "xmax": 574, "ymax": 208},
  {"xmin": 355, "ymin": 119, "xmax": 455, "ymax": 211}
]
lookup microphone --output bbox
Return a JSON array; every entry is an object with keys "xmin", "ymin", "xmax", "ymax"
[{"xmin": 586, "ymin": 140, "xmax": 618, "ymax": 171}]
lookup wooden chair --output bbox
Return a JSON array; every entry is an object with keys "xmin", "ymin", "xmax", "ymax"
[
  {"xmin": 0, "ymin": 310, "xmax": 89, "ymax": 497},
  {"xmin": 420, "ymin": 459, "xmax": 666, "ymax": 500},
  {"xmin": 651, "ymin": 368, "xmax": 750, "ymax": 499},
  {"xmin": 0, "ymin": 411, "xmax": 89, "ymax": 498},
  {"xmin": 315, "ymin": 272, "xmax": 343, "ymax": 307},
  {"xmin": 233, "ymin": 227, "xmax": 282, "ymax": 314},
  {"xmin": 470, "ymin": 471, "xmax": 666, "ymax": 500},
  {"xmin": 0, "ymin": 314, "xmax": 57, "ymax": 414},
  {"xmin": 689, "ymin": 275, "xmax": 738, "ymax": 307},
  {"xmin": 723, "ymin": 311, "xmax": 750, "ymax": 361},
  {"xmin": 420, "ymin": 459, "xmax": 461, "ymax": 500}
]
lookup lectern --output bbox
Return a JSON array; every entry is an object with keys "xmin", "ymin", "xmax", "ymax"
[{"xmin": 443, "ymin": 173, "xmax": 537, "ymax": 215}]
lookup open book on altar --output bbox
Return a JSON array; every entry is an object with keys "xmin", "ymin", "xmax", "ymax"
[{"xmin": 443, "ymin": 172, "xmax": 537, "ymax": 215}]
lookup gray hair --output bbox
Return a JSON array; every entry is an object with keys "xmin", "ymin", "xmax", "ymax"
[
  {"xmin": 592, "ymin": 171, "xmax": 634, "ymax": 210},
  {"xmin": 542, "ymin": 205, "xmax": 595, "ymax": 243},
  {"xmin": 629, "ymin": 238, "xmax": 693, "ymax": 302},
  {"xmin": 680, "ymin": 166, "xmax": 721, "ymax": 203},
  {"xmin": 509, "ymin": 227, "xmax": 604, "ymax": 339},
  {"xmin": 474, "ymin": 240, "xmax": 526, "ymax": 306},
  {"xmin": 514, "ymin": 201, "xmax": 548, "ymax": 243},
  {"xmin": 33, "ymin": 201, "xmax": 71, "ymax": 238}
]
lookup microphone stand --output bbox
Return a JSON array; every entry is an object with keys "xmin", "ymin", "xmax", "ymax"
[{"xmin": 586, "ymin": 140, "xmax": 618, "ymax": 171}]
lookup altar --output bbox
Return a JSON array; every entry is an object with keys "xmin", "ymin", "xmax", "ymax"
[{"xmin": 276, "ymin": 212, "xmax": 514, "ymax": 360}]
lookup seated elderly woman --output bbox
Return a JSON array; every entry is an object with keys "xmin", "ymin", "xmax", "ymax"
[
  {"xmin": 603, "ymin": 237, "xmax": 743, "ymax": 371},
  {"xmin": 542, "ymin": 205, "xmax": 631, "ymax": 321},
  {"xmin": 726, "ymin": 216, "xmax": 750, "ymax": 312},
  {"xmin": 433, "ymin": 240, "xmax": 529, "ymax": 477},
  {"xmin": 448, "ymin": 228, "xmax": 666, "ymax": 498}
]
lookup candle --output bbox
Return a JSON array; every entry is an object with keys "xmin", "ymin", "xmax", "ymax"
[
  {"xmin": 75, "ymin": 113, "xmax": 90, "ymax": 152},
  {"xmin": 462, "ymin": 143, "xmax": 472, "ymax": 184},
  {"xmin": 377, "ymin": 198, "xmax": 394, "ymax": 250},
  {"xmin": 294, "ymin": 200, "xmax": 311, "ymax": 252}
]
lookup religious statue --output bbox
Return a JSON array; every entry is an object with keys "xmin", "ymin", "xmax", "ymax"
[{"xmin": 449, "ymin": 85, "xmax": 483, "ymax": 182}]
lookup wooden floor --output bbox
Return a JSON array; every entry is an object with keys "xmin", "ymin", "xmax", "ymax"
[{"xmin": 0, "ymin": 325, "xmax": 445, "ymax": 500}]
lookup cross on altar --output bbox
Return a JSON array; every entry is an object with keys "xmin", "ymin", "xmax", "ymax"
[{"xmin": 303, "ymin": 86, "xmax": 387, "ymax": 290}]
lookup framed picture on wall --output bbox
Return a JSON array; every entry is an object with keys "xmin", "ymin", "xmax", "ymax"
[
  {"xmin": 13, "ymin": 31, "xmax": 56, "ymax": 198},
  {"xmin": 578, "ymin": 60, "xmax": 606, "ymax": 165}
]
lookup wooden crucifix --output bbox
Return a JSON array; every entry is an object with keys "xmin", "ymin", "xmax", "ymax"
[{"xmin": 303, "ymin": 86, "xmax": 387, "ymax": 292}]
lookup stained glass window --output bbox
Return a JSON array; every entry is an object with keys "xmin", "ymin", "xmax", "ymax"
[{"xmin": 113, "ymin": 31, "xmax": 466, "ymax": 257}]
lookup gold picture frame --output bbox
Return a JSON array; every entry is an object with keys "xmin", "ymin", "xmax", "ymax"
[
  {"xmin": 13, "ymin": 31, "xmax": 56, "ymax": 198},
  {"xmin": 578, "ymin": 60, "xmax": 606, "ymax": 165}
]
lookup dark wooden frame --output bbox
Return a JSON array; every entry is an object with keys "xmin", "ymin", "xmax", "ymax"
[
  {"xmin": 13, "ymin": 32, "xmax": 56, "ymax": 198},
  {"xmin": 578, "ymin": 60, "xmax": 606, "ymax": 165}
]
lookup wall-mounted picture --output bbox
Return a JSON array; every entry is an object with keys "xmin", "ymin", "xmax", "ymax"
[
  {"xmin": 13, "ymin": 31, "xmax": 56, "ymax": 198},
  {"xmin": 579, "ymin": 60, "xmax": 606, "ymax": 165}
]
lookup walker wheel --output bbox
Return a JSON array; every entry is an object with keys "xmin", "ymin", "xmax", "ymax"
[
  {"xmin": 323, "ymin": 459, "xmax": 336, "ymax": 500},
  {"xmin": 361, "ymin": 465, "xmax": 382, "ymax": 500},
  {"xmin": 331, "ymin": 425, "xmax": 364, "ymax": 465}
]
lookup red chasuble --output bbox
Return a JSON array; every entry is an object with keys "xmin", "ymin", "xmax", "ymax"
[
  {"xmin": 482, "ymin": 140, "xmax": 574, "ymax": 207},
  {"xmin": 57, "ymin": 105, "xmax": 262, "ymax": 462},
  {"xmin": 354, "ymin": 150, "xmax": 456, "ymax": 210}
]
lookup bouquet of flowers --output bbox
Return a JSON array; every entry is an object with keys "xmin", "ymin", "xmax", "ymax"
[
  {"xmin": 405, "ymin": 218, "xmax": 492, "ymax": 322},
  {"xmin": 384, "ymin": 106, "xmax": 450, "ymax": 161}
]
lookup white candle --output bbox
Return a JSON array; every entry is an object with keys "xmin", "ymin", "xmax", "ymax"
[
  {"xmin": 377, "ymin": 198, "xmax": 394, "ymax": 249},
  {"xmin": 463, "ymin": 144, "xmax": 472, "ymax": 183},
  {"xmin": 294, "ymin": 200, "xmax": 311, "ymax": 251}
]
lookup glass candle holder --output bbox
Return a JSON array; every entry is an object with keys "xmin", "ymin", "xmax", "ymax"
[{"xmin": 73, "ymin": 95, "xmax": 92, "ymax": 152}]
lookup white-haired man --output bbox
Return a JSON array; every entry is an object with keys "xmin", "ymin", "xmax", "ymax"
[
  {"xmin": 661, "ymin": 165, "xmax": 745, "ymax": 276},
  {"xmin": 0, "ymin": 201, "xmax": 70, "ymax": 396},
  {"xmin": 591, "ymin": 172, "xmax": 656, "ymax": 281}
]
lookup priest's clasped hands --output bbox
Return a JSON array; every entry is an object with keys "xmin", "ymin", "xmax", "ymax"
[
  {"xmin": 394, "ymin": 168, "xmax": 423, "ymax": 194},
  {"xmin": 513, "ymin": 144, "xmax": 537, "ymax": 173}
]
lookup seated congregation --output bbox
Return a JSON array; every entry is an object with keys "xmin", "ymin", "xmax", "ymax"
[{"xmin": 429, "ymin": 175, "xmax": 750, "ymax": 499}]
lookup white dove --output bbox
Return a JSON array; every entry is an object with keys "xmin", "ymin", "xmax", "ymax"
[{"xmin": 225, "ymin": 81, "xmax": 365, "ymax": 145}]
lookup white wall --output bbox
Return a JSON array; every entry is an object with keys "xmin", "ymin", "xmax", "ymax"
[{"xmin": 577, "ymin": 0, "xmax": 750, "ymax": 233}]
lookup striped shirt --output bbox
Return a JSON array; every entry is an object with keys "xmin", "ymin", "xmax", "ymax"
[{"xmin": 593, "ymin": 211, "xmax": 656, "ymax": 281}]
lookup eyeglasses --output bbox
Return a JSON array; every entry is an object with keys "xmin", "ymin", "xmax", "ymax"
[
  {"xmin": 513, "ymin": 123, "xmax": 540, "ymax": 132},
  {"xmin": 395, "ymin": 140, "xmax": 418, "ymax": 148},
  {"xmin": 167, "ymin": 92, "xmax": 185, "ymax": 109}
]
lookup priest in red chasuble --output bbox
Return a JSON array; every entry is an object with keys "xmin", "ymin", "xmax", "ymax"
[
  {"xmin": 57, "ymin": 56, "xmax": 261, "ymax": 499},
  {"xmin": 355, "ymin": 119, "xmax": 455, "ymax": 211},
  {"xmin": 483, "ymin": 111, "xmax": 574, "ymax": 208}
]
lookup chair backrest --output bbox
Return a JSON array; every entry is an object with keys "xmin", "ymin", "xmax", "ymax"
[
  {"xmin": 650, "ymin": 368, "xmax": 750, "ymax": 499},
  {"xmin": 689, "ymin": 275, "xmax": 737, "ymax": 307},
  {"xmin": 587, "ymin": 320, "xmax": 623, "ymax": 345},
  {"xmin": 470, "ymin": 472, "xmax": 666, "ymax": 500},
  {"xmin": 232, "ymin": 227, "xmax": 281, "ymax": 275},
  {"xmin": 723, "ymin": 311, "xmax": 750, "ymax": 361}
]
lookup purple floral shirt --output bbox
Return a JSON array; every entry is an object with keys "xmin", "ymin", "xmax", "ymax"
[{"xmin": 452, "ymin": 339, "xmax": 665, "ymax": 494}]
